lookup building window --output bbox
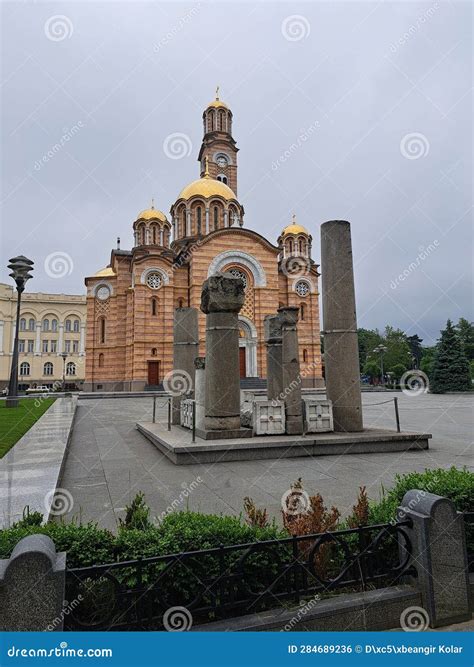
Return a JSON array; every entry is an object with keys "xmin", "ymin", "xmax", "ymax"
[
  {"xmin": 300, "ymin": 303, "xmax": 306, "ymax": 321},
  {"xmin": 44, "ymin": 362, "xmax": 54, "ymax": 376},
  {"xmin": 27, "ymin": 340, "xmax": 34, "ymax": 353},
  {"xmin": 197, "ymin": 206, "xmax": 202, "ymax": 235},
  {"xmin": 65, "ymin": 340, "xmax": 71, "ymax": 353},
  {"xmin": 295, "ymin": 281, "xmax": 310, "ymax": 297},
  {"xmin": 98, "ymin": 353, "xmax": 104, "ymax": 368},
  {"xmin": 43, "ymin": 319, "xmax": 49, "ymax": 332},
  {"xmin": 298, "ymin": 239, "xmax": 303, "ymax": 253},
  {"xmin": 72, "ymin": 341, "xmax": 79, "ymax": 353},
  {"xmin": 73, "ymin": 319, "xmax": 80, "ymax": 333},
  {"xmin": 98, "ymin": 318, "xmax": 106, "ymax": 344},
  {"xmin": 217, "ymin": 174, "xmax": 228, "ymax": 184},
  {"xmin": 66, "ymin": 362, "xmax": 76, "ymax": 376},
  {"xmin": 19, "ymin": 340, "xmax": 25, "ymax": 353},
  {"xmin": 20, "ymin": 362, "xmax": 30, "ymax": 376},
  {"xmin": 51, "ymin": 340, "xmax": 57, "ymax": 353},
  {"xmin": 303, "ymin": 349, "xmax": 308, "ymax": 363},
  {"xmin": 42, "ymin": 340, "xmax": 49, "ymax": 353},
  {"xmin": 288, "ymin": 240, "xmax": 293, "ymax": 254},
  {"xmin": 151, "ymin": 347, "xmax": 157, "ymax": 356},
  {"xmin": 177, "ymin": 298, "xmax": 184, "ymax": 308},
  {"xmin": 65, "ymin": 320, "xmax": 71, "ymax": 332},
  {"xmin": 28, "ymin": 318, "xmax": 35, "ymax": 331},
  {"xmin": 151, "ymin": 297, "xmax": 158, "ymax": 316},
  {"xmin": 19, "ymin": 318, "xmax": 26, "ymax": 331},
  {"xmin": 146, "ymin": 272, "xmax": 162, "ymax": 290},
  {"xmin": 51, "ymin": 319, "xmax": 58, "ymax": 332},
  {"xmin": 213, "ymin": 206, "xmax": 218, "ymax": 230},
  {"xmin": 152, "ymin": 226, "xmax": 156, "ymax": 244},
  {"xmin": 182, "ymin": 209, "xmax": 186, "ymax": 236}
]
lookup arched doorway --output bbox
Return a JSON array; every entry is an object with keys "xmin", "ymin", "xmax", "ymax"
[{"xmin": 238, "ymin": 316, "xmax": 257, "ymax": 378}]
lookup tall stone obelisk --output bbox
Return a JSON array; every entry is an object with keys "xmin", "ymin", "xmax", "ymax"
[
  {"xmin": 171, "ymin": 307, "xmax": 199, "ymax": 425},
  {"xmin": 278, "ymin": 306, "xmax": 304, "ymax": 435},
  {"xmin": 200, "ymin": 273, "xmax": 245, "ymax": 432},
  {"xmin": 321, "ymin": 220, "xmax": 363, "ymax": 432},
  {"xmin": 264, "ymin": 314, "xmax": 283, "ymax": 402}
]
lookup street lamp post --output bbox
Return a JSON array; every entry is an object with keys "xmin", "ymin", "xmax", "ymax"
[
  {"xmin": 373, "ymin": 344, "xmax": 388, "ymax": 387},
  {"xmin": 60, "ymin": 352, "xmax": 68, "ymax": 392},
  {"xmin": 6, "ymin": 256, "xmax": 34, "ymax": 408}
]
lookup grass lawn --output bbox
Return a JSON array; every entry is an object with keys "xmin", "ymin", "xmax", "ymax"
[{"xmin": 0, "ymin": 398, "xmax": 56, "ymax": 458}]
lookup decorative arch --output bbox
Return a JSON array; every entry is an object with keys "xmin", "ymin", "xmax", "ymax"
[
  {"xmin": 92, "ymin": 281, "xmax": 114, "ymax": 298},
  {"xmin": 292, "ymin": 277, "xmax": 315, "ymax": 294},
  {"xmin": 207, "ymin": 251, "xmax": 267, "ymax": 287},
  {"xmin": 140, "ymin": 266, "xmax": 170, "ymax": 287}
]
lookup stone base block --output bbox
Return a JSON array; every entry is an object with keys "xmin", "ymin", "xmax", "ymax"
[
  {"xmin": 303, "ymin": 398, "xmax": 334, "ymax": 433},
  {"xmin": 285, "ymin": 416, "xmax": 304, "ymax": 435},
  {"xmin": 252, "ymin": 401, "xmax": 285, "ymax": 435},
  {"xmin": 195, "ymin": 427, "xmax": 253, "ymax": 441}
]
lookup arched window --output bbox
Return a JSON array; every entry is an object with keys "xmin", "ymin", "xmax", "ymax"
[
  {"xmin": 217, "ymin": 174, "xmax": 228, "ymax": 184},
  {"xmin": 19, "ymin": 318, "xmax": 26, "ymax": 331},
  {"xmin": 66, "ymin": 362, "xmax": 76, "ymax": 376},
  {"xmin": 98, "ymin": 353, "xmax": 104, "ymax": 368},
  {"xmin": 42, "ymin": 319, "xmax": 49, "ymax": 332},
  {"xmin": 196, "ymin": 206, "xmax": 202, "ymax": 235},
  {"xmin": 298, "ymin": 239, "xmax": 303, "ymax": 253},
  {"xmin": 300, "ymin": 303, "xmax": 306, "ymax": 321},
  {"xmin": 151, "ymin": 348, "xmax": 157, "ymax": 356},
  {"xmin": 20, "ymin": 361, "xmax": 30, "ymax": 376},
  {"xmin": 28, "ymin": 318, "xmax": 35, "ymax": 331},
  {"xmin": 51, "ymin": 319, "xmax": 58, "ymax": 332},
  {"xmin": 288, "ymin": 239, "xmax": 293, "ymax": 254},
  {"xmin": 177, "ymin": 298, "xmax": 184, "ymax": 308},
  {"xmin": 213, "ymin": 206, "xmax": 218, "ymax": 230},
  {"xmin": 151, "ymin": 297, "xmax": 158, "ymax": 316},
  {"xmin": 182, "ymin": 208, "xmax": 186, "ymax": 236},
  {"xmin": 65, "ymin": 319, "xmax": 71, "ymax": 332},
  {"xmin": 152, "ymin": 226, "xmax": 156, "ymax": 244},
  {"xmin": 98, "ymin": 317, "xmax": 106, "ymax": 344},
  {"xmin": 44, "ymin": 362, "xmax": 54, "ymax": 376},
  {"xmin": 303, "ymin": 349, "xmax": 308, "ymax": 363},
  {"xmin": 73, "ymin": 319, "xmax": 80, "ymax": 332}
]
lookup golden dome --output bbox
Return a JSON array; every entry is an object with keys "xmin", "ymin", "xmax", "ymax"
[
  {"xmin": 281, "ymin": 216, "xmax": 309, "ymax": 237},
  {"xmin": 177, "ymin": 170, "xmax": 237, "ymax": 201},
  {"xmin": 94, "ymin": 266, "xmax": 116, "ymax": 277},
  {"xmin": 206, "ymin": 86, "xmax": 229, "ymax": 110},
  {"xmin": 136, "ymin": 202, "xmax": 167, "ymax": 222}
]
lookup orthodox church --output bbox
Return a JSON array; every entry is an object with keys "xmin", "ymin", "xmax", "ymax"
[{"xmin": 84, "ymin": 91, "xmax": 323, "ymax": 391}]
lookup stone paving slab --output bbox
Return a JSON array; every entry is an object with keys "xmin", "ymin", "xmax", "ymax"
[{"xmin": 0, "ymin": 397, "xmax": 77, "ymax": 528}]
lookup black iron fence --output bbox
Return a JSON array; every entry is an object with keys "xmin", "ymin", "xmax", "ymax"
[{"xmin": 65, "ymin": 520, "xmax": 415, "ymax": 631}]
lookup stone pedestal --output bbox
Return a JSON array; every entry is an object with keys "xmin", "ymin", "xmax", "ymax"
[
  {"xmin": 278, "ymin": 306, "xmax": 303, "ymax": 435},
  {"xmin": 320, "ymin": 220, "xmax": 363, "ymax": 432},
  {"xmin": 172, "ymin": 308, "xmax": 199, "ymax": 425},
  {"xmin": 194, "ymin": 357, "xmax": 206, "ymax": 432},
  {"xmin": 201, "ymin": 273, "xmax": 245, "ymax": 431},
  {"xmin": 264, "ymin": 314, "xmax": 283, "ymax": 402}
]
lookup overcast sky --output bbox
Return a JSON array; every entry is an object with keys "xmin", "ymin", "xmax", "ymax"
[{"xmin": 1, "ymin": 0, "xmax": 472, "ymax": 345}]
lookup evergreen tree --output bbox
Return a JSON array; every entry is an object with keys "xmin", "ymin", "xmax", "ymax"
[
  {"xmin": 455, "ymin": 318, "xmax": 474, "ymax": 361},
  {"xmin": 431, "ymin": 320, "xmax": 471, "ymax": 393},
  {"xmin": 407, "ymin": 334, "xmax": 423, "ymax": 368}
]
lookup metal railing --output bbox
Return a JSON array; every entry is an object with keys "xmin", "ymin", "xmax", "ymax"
[{"xmin": 64, "ymin": 520, "xmax": 414, "ymax": 631}]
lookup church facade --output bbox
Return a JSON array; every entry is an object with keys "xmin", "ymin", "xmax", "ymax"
[{"xmin": 84, "ymin": 92, "xmax": 323, "ymax": 391}]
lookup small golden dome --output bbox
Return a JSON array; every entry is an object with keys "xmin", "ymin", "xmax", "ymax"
[
  {"xmin": 177, "ymin": 175, "xmax": 237, "ymax": 201},
  {"xmin": 136, "ymin": 201, "xmax": 167, "ymax": 222},
  {"xmin": 281, "ymin": 224, "xmax": 309, "ymax": 236},
  {"xmin": 94, "ymin": 266, "xmax": 116, "ymax": 277},
  {"xmin": 206, "ymin": 85, "xmax": 229, "ymax": 110}
]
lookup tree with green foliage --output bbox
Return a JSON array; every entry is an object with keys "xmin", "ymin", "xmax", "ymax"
[
  {"xmin": 431, "ymin": 320, "xmax": 471, "ymax": 393},
  {"xmin": 363, "ymin": 359, "xmax": 380, "ymax": 382},
  {"xmin": 407, "ymin": 334, "xmax": 423, "ymax": 368},
  {"xmin": 390, "ymin": 363, "xmax": 407, "ymax": 381},
  {"xmin": 382, "ymin": 326, "xmax": 412, "ymax": 373},
  {"xmin": 455, "ymin": 318, "xmax": 474, "ymax": 361},
  {"xmin": 420, "ymin": 346, "xmax": 436, "ymax": 378},
  {"xmin": 357, "ymin": 328, "xmax": 382, "ymax": 372}
]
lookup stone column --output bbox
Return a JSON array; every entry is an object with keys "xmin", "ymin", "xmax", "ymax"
[
  {"xmin": 79, "ymin": 324, "xmax": 86, "ymax": 356},
  {"xmin": 0, "ymin": 535, "xmax": 66, "ymax": 631},
  {"xmin": 205, "ymin": 207, "xmax": 210, "ymax": 234},
  {"xmin": 201, "ymin": 273, "xmax": 245, "ymax": 431},
  {"xmin": 397, "ymin": 492, "xmax": 471, "ymax": 628},
  {"xmin": 278, "ymin": 307, "xmax": 303, "ymax": 434},
  {"xmin": 171, "ymin": 307, "xmax": 199, "ymax": 425},
  {"xmin": 34, "ymin": 322, "xmax": 41, "ymax": 355},
  {"xmin": 264, "ymin": 314, "xmax": 283, "ymax": 402},
  {"xmin": 186, "ymin": 209, "xmax": 191, "ymax": 236},
  {"xmin": 57, "ymin": 323, "xmax": 64, "ymax": 355},
  {"xmin": 194, "ymin": 357, "xmax": 206, "ymax": 432},
  {"xmin": 320, "ymin": 220, "xmax": 363, "ymax": 432}
]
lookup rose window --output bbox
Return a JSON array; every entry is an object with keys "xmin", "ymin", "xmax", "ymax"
[
  {"xmin": 146, "ymin": 272, "xmax": 163, "ymax": 289},
  {"xmin": 295, "ymin": 281, "xmax": 310, "ymax": 297}
]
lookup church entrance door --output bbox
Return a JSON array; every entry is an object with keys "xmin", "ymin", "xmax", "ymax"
[
  {"xmin": 239, "ymin": 348, "xmax": 246, "ymax": 378},
  {"xmin": 148, "ymin": 361, "xmax": 160, "ymax": 385}
]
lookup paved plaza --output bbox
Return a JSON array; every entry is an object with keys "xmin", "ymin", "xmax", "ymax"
[{"xmin": 59, "ymin": 392, "xmax": 473, "ymax": 531}]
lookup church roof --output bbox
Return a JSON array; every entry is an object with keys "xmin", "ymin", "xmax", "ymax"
[
  {"xmin": 177, "ymin": 176, "xmax": 236, "ymax": 201},
  {"xmin": 281, "ymin": 223, "xmax": 309, "ymax": 236},
  {"xmin": 94, "ymin": 266, "xmax": 116, "ymax": 277},
  {"xmin": 136, "ymin": 205, "xmax": 167, "ymax": 222},
  {"xmin": 205, "ymin": 87, "xmax": 229, "ymax": 110}
]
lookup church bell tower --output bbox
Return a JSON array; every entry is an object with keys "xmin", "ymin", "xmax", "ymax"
[{"xmin": 198, "ymin": 87, "xmax": 239, "ymax": 195}]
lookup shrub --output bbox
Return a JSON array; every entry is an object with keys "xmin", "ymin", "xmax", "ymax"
[{"xmin": 118, "ymin": 492, "xmax": 153, "ymax": 531}]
